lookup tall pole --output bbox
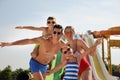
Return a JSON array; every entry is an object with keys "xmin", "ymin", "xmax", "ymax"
[
  {"xmin": 107, "ymin": 37, "xmax": 112, "ymax": 74},
  {"xmin": 102, "ymin": 37, "xmax": 105, "ymax": 63}
]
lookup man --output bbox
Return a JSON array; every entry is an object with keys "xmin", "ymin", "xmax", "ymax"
[{"xmin": 0, "ymin": 24, "xmax": 64, "ymax": 80}]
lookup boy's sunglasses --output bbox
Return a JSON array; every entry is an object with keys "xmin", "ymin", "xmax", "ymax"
[
  {"xmin": 53, "ymin": 31, "xmax": 61, "ymax": 35},
  {"xmin": 47, "ymin": 21, "xmax": 56, "ymax": 24},
  {"xmin": 63, "ymin": 48, "xmax": 70, "ymax": 54}
]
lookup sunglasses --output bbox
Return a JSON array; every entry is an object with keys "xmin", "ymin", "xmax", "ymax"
[
  {"xmin": 53, "ymin": 31, "xmax": 61, "ymax": 35},
  {"xmin": 47, "ymin": 21, "xmax": 56, "ymax": 24},
  {"xmin": 63, "ymin": 48, "xmax": 70, "ymax": 54}
]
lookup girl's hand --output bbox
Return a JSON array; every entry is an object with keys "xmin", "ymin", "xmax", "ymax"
[{"xmin": 44, "ymin": 70, "xmax": 52, "ymax": 75}]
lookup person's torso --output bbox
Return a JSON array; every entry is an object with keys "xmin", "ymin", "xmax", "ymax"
[
  {"xmin": 63, "ymin": 61, "xmax": 79, "ymax": 80},
  {"xmin": 35, "ymin": 38, "xmax": 61, "ymax": 65}
]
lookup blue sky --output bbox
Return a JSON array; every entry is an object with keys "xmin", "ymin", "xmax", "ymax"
[{"xmin": 0, "ymin": 0, "xmax": 120, "ymax": 70}]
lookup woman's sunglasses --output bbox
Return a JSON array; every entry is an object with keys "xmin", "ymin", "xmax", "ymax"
[{"xmin": 63, "ymin": 48, "xmax": 70, "ymax": 54}]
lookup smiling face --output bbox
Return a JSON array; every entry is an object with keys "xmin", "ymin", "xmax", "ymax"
[
  {"xmin": 52, "ymin": 28, "xmax": 62, "ymax": 40},
  {"xmin": 61, "ymin": 46, "xmax": 73, "ymax": 57},
  {"xmin": 64, "ymin": 26, "xmax": 75, "ymax": 38},
  {"xmin": 46, "ymin": 17, "xmax": 56, "ymax": 28},
  {"xmin": 52, "ymin": 24, "xmax": 63, "ymax": 40}
]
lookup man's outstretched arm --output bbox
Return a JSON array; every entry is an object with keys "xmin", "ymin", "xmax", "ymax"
[{"xmin": 0, "ymin": 37, "xmax": 41, "ymax": 47}]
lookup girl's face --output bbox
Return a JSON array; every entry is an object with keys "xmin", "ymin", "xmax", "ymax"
[{"xmin": 62, "ymin": 46, "xmax": 73, "ymax": 57}]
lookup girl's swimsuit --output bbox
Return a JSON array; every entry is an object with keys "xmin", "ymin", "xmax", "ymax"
[{"xmin": 63, "ymin": 62, "xmax": 79, "ymax": 80}]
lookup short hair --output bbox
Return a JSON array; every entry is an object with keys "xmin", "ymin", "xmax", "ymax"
[
  {"xmin": 47, "ymin": 16, "xmax": 56, "ymax": 21},
  {"xmin": 53, "ymin": 24, "xmax": 63, "ymax": 33}
]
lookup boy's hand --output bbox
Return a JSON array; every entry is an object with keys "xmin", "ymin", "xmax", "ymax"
[
  {"xmin": 15, "ymin": 26, "xmax": 23, "ymax": 29},
  {"xmin": 0, "ymin": 42, "xmax": 11, "ymax": 47}
]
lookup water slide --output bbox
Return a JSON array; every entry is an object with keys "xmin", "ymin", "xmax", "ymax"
[{"xmin": 83, "ymin": 32, "xmax": 117, "ymax": 80}]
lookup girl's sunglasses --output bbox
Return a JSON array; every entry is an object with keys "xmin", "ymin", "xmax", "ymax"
[{"xmin": 63, "ymin": 48, "xmax": 70, "ymax": 54}]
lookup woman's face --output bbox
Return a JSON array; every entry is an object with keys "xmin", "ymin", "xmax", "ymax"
[{"xmin": 64, "ymin": 28, "xmax": 74, "ymax": 38}]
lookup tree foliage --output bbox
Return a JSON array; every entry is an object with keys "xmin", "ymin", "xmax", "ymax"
[
  {"xmin": 0, "ymin": 65, "xmax": 30, "ymax": 80},
  {"xmin": 0, "ymin": 64, "xmax": 118, "ymax": 80},
  {"xmin": 0, "ymin": 65, "xmax": 12, "ymax": 80}
]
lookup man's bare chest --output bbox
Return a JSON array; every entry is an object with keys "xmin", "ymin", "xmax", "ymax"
[{"xmin": 40, "ymin": 42, "xmax": 60, "ymax": 54}]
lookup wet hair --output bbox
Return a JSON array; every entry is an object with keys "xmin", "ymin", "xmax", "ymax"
[
  {"xmin": 64, "ymin": 26, "xmax": 75, "ymax": 33},
  {"xmin": 53, "ymin": 24, "xmax": 63, "ymax": 33},
  {"xmin": 47, "ymin": 16, "xmax": 56, "ymax": 21}
]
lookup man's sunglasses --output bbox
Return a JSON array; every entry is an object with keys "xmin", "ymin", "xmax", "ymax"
[
  {"xmin": 47, "ymin": 21, "xmax": 56, "ymax": 24},
  {"xmin": 53, "ymin": 31, "xmax": 61, "ymax": 35},
  {"xmin": 63, "ymin": 48, "xmax": 70, "ymax": 54}
]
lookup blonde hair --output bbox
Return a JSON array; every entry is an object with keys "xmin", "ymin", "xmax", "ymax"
[{"xmin": 64, "ymin": 26, "xmax": 75, "ymax": 33}]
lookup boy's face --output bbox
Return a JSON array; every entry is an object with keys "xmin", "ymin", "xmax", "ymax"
[{"xmin": 47, "ymin": 19, "xmax": 56, "ymax": 27}]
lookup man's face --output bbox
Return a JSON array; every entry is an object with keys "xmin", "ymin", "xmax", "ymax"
[
  {"xmin": 52, "ymin": 28, "xmax": 62, "ymax": 40},
  {"xmin": 47, "ymin": 19, "xmax": 56, "ymax": 27}
]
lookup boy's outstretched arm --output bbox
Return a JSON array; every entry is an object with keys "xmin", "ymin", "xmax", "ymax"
[{"xmin": 15, "ymin": 26, "xmax": 45, "ymax": 31}]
